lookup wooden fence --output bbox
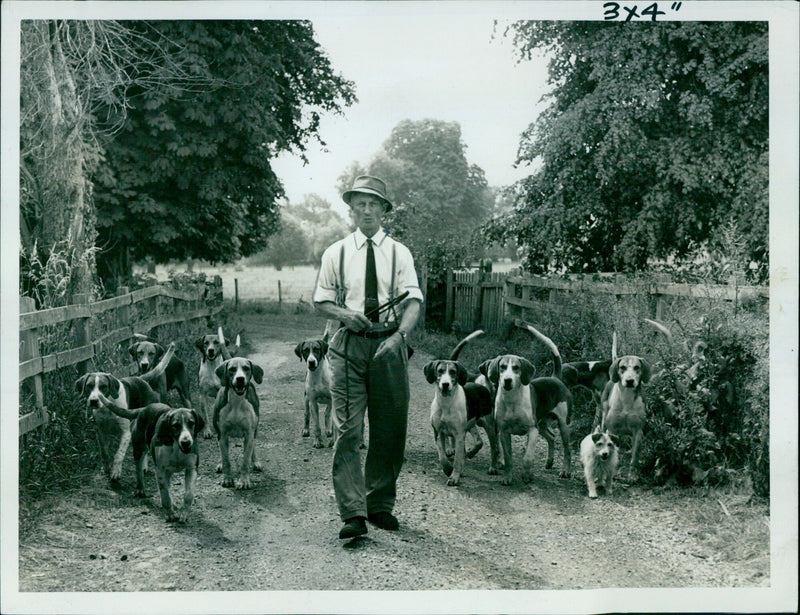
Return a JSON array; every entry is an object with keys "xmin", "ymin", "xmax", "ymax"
[
  {"xmin": 18, "ymin": 278, "xmax": 223, "ymax": 436},
  {"xmin": 443, "ymin": 269, "xmax": 769, "ymax": 333}
]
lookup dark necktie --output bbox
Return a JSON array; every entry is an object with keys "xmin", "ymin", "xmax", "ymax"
[{"xmin": 365, "ymin": 238, "xmax": 379, "ymax": 322}]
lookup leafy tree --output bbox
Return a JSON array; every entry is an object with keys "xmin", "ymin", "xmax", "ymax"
[
  {"xmin": 93, "ymin": 20, "xmax": 355, "ymax": 284},
  {"xmin": 337, "ymin": 119, "xmax": 493, "ymax": 279},
  {"xmin": 250, "ymin": 217, "xmax": 309, "ymax": 270},
  {"xmin": 485, "ymin": 22, "xmax": 768, "ymax": 279},
  {"xmin": 284, "ymin": 194, "xmax": 351, "ymax": 263}
]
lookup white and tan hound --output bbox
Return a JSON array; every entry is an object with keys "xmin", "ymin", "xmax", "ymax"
[
  {"xmin": 482, "ymin": 354, "xmax": 572, "ymax": 485},
  {"xmin": 195, "ymin": 327, "xmax": 239, "ymax": 439},
  {"xmin": 74, "ymin": 344, "xmax": 174, "ymax": 483},
  {"xmin": 295, "ymin": 338, "xmax": 334, "ymax": 448},
  {"xmin": 600, "ymin": 355, "xmax": 652, "ymax": 478},
  {"xmin": 213, "ymin": 357, "xmax": 263, "ymax": 489},
  {"xmin": 580, "ymin": 425, "xmax": 619, "ymax": 498}
]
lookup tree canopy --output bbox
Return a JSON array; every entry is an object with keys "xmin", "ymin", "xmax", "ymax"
[
  {"xmin": 92, "ymin": 20, "xmax": 356, "ymax": 282},
  {"xmin": 338, "ymin": 119, "xmax": 493, "ymax": 277},
  {"xmin": 485, "ymin": 22, "xmax": 768, "ymax": 280}
]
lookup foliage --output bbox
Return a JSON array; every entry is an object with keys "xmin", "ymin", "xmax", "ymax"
[
  {"xmin": 244, "ymin": 216, "xmax": 310, "ymax": 270},
  {"xmin": 486, "ymin": 22, "xmax": 768, "ymax": 279},
  {"xmin": 93, "ymin": 20, "xmax": 356, "ymax": 282},
  {"xmin": 337, "ymin": 119, "xmax": 494, "ymax": 281},
  {"xmin": 283, "ymin": 194, "xmax": 351, "ymax": 263},
  {"xmin": 20, "ymin": 238, "xmax": 101, "ymax": 309}
]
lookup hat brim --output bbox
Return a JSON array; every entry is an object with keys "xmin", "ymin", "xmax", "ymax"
[{"xmin": 342, "ymin": 188, "xmax": 392, "ymax": 212}]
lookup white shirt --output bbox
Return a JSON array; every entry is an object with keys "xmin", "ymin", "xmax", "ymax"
[{"xmin": 313, "ymin": 228, "xmax": 423, "ymax": 322}]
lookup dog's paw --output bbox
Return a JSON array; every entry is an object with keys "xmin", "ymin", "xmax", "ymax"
[
  {"xmin": 328, "ymin": 439, "xmax": 334, "ymax": 448},
  {"xmin": 215, "ymin": 463, "xmax": 223, "ymax": 473},
  {"xmin": 487, "ymin": 465, "xmax": 500, "ymax": 475},
  {"xmin": 559, "ymin": 471, "xmax": 571, "ymax": 479},
  {"xmin": 202, "ymin": 429, "xmax": 214, "ymax": 440},
  {"xmin": 222, "ymin": 476, "xmax": 235, "ymax": 488},
  {"xmin": 302, "ymin": 428, "xmax": 310, "ymax": 437},
  {"xmin": 176, "ymin": 509, "xmax": 190, "ymax": 523},
  {"xmin": 446, "ymin": 476, "xmax": 460, "ymax": 486},
  {"xmin": 521, "ymin": 472, "xmax": 534, "ymax": 484},
  {"xmin": 326, "ymin": 430, "xmax": 333, "ymax": 438},
  {"xmin": 134, "ymin": 488, "xmax": 147, "ymax": 499},
  {"xmin": 235, "ymin": 475, "xmax": 252, "ymax": 490},
  {"xmin": 445, "ymin": 448, "xmax": 455, "ymax": 459},
  {"xmin": 312, "ymin": 439, "xmax": 325, "ymax": 449},
  {"xmin": 252, "ymin": 462, "xmax": 263, "ymax": 473},
  {"xmin": 110, "ymin": 466, "xmax": 123, "ymax": 482},
  {"xmin": 588, "ymin": 491, "xmax": 598, "ymax": 499},
  {"xmin": 500, "ymin": 475, "xmax": 513, "ymax": 486},
  {"xmin": 442, "ymin": 461, "xmax": 453, "ymax": 476},
  {"xmin": 165, "ymin": 508, "xmax": 179, "ymax": 522}
]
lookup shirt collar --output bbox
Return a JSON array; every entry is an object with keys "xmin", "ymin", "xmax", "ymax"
[{"xmin": 354, "ymin": 227, "xmax": 387, "ymax": 250}]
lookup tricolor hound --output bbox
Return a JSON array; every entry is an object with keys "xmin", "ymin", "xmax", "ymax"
[
  {"xmin": 294, "ymin": 338, "xmax": 334, "ymax": 448},
  {"xmin": 195, "ymin": 327, "xmax": 239, "ymax": 439},
  {"xmin": 128, "ymin": 335, "xmax": 191, "ymax": 407},
  {"xmin": 213, "ymin": 357, "xmax": 264, "ymax": 489},
  {"xmin": 74, "ymin": 344, "xmax": 175, "ymax": 483}
]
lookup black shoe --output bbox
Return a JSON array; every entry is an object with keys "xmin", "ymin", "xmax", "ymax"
[
  {"xmin": 367, "ymin": 511, "xmax": 399, "ymax": 531},
  {"xmin": 339, "ymin": 516, "xmax": 367, "ymax": 539}
]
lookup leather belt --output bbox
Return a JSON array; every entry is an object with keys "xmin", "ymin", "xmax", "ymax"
[{"xmin": 348, "ymin": 324, "xmax": 398, "ymax": 339}]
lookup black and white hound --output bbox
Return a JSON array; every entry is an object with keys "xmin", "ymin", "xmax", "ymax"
[{"xmin": 294, "ymin": 338, "xmax": 334, "ymax": 448}]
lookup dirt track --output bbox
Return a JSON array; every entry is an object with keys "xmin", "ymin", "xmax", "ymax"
[{"xmin": 18, "ymin": 311, "xmax": 769, "ymax": 593}]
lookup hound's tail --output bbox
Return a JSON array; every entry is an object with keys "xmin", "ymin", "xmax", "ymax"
[
  {"xmin": 139, "ymin": 342, "xmax": 176, "ymax": 382},
  {"xmin": 515, "ymin": 318, "xmax": 562, "ymax": 380},
  {"xmin": 449, "ymin": 329, "xmax": 484, "ymax": 361},
  {"xmin": 217, "ymin": 327, "xmax": 242, "ymax": 360},
  {"xmin": 643, "ymin": 318, "xmax": 674, "ymax": 346},
  {"xmin": 611, "ymin": 331, "xmax": 618, "ymax": 361}
]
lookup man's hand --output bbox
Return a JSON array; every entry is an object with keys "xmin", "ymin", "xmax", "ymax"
[
  {"xmin": 339, "ymin": 309, "xmax": 372, "ymax": 333},
  {"xmin": 374, "ymin": 332, "xmax": 403, "ymax": 361}
]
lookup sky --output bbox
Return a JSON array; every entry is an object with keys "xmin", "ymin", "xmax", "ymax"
[{"xmin": 270, "ymin": 15, "xmax": 551, "ymax": 216}]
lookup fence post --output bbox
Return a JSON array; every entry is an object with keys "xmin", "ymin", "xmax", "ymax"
[
  {"xmin": 417, "ymin": 262, "xmax": 427, "ymax": 330},
  {"xmin": 473, "ymin": 271, "xmax": 485, "ymax": 330},
  {"xmin": 277, "ymin": 280, "xmax": 282, "ymax": 309},
  {"xmin": 652, "ymin": 273, "xmax": 669, "ymax": 321},
  {"xmin": 72, "ymin": 293, "xmax": 92, "ymax": 374},
  {"xmin": 235, "ymin": 278, "xmax": 239, "ymax": 311},
  {"xmin": 444, "ymin": 268, "xmax": 454, "ymax": 331},
  {"xmin": 19, "ymin": 296, "xmax": 47, "ymax": 433}
]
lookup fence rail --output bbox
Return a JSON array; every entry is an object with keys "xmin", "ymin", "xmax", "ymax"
[
  {"xmin": 443, "ymin": 269, "xmax": 768, "ymax": 332},
  {"xmin": 18, "ymin": 278, "xmax": 223, "ymax": 436}
]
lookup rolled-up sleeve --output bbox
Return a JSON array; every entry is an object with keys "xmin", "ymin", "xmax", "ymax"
[
  {"xmin": 396, "ymin": 243, "xmax": 424, "ymax": 304},
  {"xmin": 313, "ymin": 243, "xmax": 339, "ymax": 304}
]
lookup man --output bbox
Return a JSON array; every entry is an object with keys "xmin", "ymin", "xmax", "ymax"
[{"xmin": 313, "ymin": 175, "xmax": 422, "ymax": 540}]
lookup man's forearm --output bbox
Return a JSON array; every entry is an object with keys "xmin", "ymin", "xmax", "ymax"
[
  {"xmin": 397, "ymin": 299, "xmax": 421, "ymax": 335},
  {"xmin": 314, "ymin": 301, "xmax": 348, "ymax": 322}
]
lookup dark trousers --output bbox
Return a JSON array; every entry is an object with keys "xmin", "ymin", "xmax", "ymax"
[{"xmin": 328, "ymin": 329, "xmax": 409, "ymax": 521}]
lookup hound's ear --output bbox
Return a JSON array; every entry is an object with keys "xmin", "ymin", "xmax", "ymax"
[
  {"xmin": 192, "ymin": 409, "xmax": 205, "ymax": 437},
  {"xmin": 591, "ymin": 432, "xmax": 603, "ymax": 444},
  {"xmin": 128, "ymin": 344, "xmax": 138, "ymax": 359},
  {"xmin": 456, "ymin": 363, "xmax": 468, "ymax": 387},
  {"xmin": 154, "ymin": 343, "xmax": 166, "ymax": 360},
  {"xmin": 610, "ymin": 359, "xmax": 621, "ymax": 383},
  {"xmin": 609, "ymin": 434, "xmax": 620, "ymax": 447},
  {"xmin": 75, "ymin": 374, "xmax": 91, "ymax": 394},
  {"xmin": 294, "ymin": 342, "xmax": 305, "ymax": 360},
  {"xmin": 107, "ymin": 375, "xmax": 122, "ymax": 398},
  {"xmin": 320, "ymin": 340, "xmax": 328, "ymax": 356},
  {"xmin": 640, "ymin": 358, "xmax": 652, "ymax": 384},
  {"xmin": 519, "ymin": 358, "xmax": 535, "ymax": 386},
  {"xmin": 487, "ymin": 358, "xmax": 500, "ymax": 385},
  {"xmin": 195, "ymin": 336, "xmax": 206, "ymax": 352},
  {"xmin": 155, "ymin": 413, "xmax": 174, "ymax": 446},
  {"xmin": 251, "ymin": 363, "xmax": 264, "ymax": 385},
  {"xmin": 478, "ymin": 360, "xmax": 491, "ymax": 377},
  {"xmin": 215, "ymin": 360, "xmax": 229, "ymax": 381},
  {"xmin": 423, "ymin": 361, "xmax": 438, "ymax": 384}
]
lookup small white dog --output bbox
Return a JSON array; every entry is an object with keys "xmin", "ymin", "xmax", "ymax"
[{"xmin": 580, "ymin": 426, "xmax": 619, "ymax": 498}]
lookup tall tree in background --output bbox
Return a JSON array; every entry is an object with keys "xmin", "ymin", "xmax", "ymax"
[
  {"xmin": 484, "ymin": 22, "xmax": 768, "ymax": 279},
  {"xmin": 284, "ymin": 194, "xmax": 351, "ymax": 263},
  {"xmin": 338, "ymin": 119, "xmax": 493, "ymax": 276},
  {"xmin": 93, "ymin": 20, "xmax": 356, "ymax": 285}
]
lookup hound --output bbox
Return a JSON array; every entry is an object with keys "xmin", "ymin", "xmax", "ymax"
[
  {"xmin": 128, "ymin": 335, "xmax": 191, "ymax": 407},
  {"xmin": 195, "ymin": 327, "xmax": 239, "ymax": 439},
  {"xmin": 295, "ymin": 338, "xmax": 334, "ymax": 448},
  {"xmin": 74, "ymin": 344, "xmax": 174, "ymax": 483},
  {"xmin": 482, "ymin": 353, "xmax": 572, "ymax": 486},
  {"xmin": 600, "ymin": 355, "xmax": 652, "ymax": 478},
  {"xmin": 213, "ymin": 357, "xmax": 264, "ymax": 489},
  {"xmin": 580, "ymin": 425, "xmax": 619, "ymax": 498},
  {"xmin": 92, "ymin": 395, "xmax": 204, "ymax": 523},
  {"xmin": 424, "ymin": 361, "xmax": 499, "ymax": 486}
]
